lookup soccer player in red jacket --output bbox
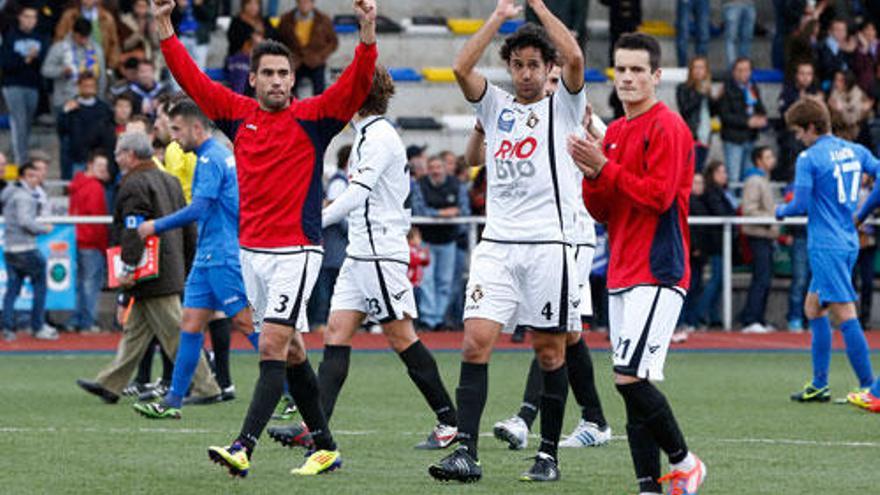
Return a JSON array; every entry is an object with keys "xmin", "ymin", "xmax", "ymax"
[
  {"xmin": 153, "ymin": 0, "xmax": 378, "ymax": 477},
  {"xmin": 568, "ymin": 33, "xmax": 706, "ymax": 495}
]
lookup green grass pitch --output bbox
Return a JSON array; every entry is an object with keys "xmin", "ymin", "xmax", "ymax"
[{"xmin": 1, "ymin": 350, "xmax": 876, "ymax": 494}]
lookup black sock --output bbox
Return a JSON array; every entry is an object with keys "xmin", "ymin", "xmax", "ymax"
[
  {"xmin": 455, "ymin": 362, "xmax": 488, "ymax": 459},
  {"xmin": 136, "ymin": 339, "xmax": 157, "ymax": 384},
  {"xmin": 616, "ymin": 381, "xmax": 689, "ymax": 464},
  {"xmin": 287, "ymin": 359, "xmax": 336, "ymax": 451},
  {"xmin": 566, "ymin": 338, "xmax": 607, "ymax": 428},
  {"xmin": 160, "ymin": 344, "xmax": 174, "ymax": 384},
  {"xmin": 317, "ymin": 345, "xmax": 351, "ymax": 421},
  {"xmin": 237, "ymin": 360, "xmax": 286, "ymax": 456},
  {"xmin": 398, "ymin": 340, "xmax": 457, "ymax": 426},
  {"xmin": 208, "ymin": 318, "xmax": 233, "ymax": 389},
  {"xmin": 517, "ymin": 358, "xmax": 542, "ymax": 428},
  {"xmin": 626, "ymin": 422, "xmax": 662, "ymax": 493},
  {"xmin": 538, "ymin": 364, "xmax": 567, "ymax": 460}
]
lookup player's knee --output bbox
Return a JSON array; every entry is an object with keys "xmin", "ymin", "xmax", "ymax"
[
  {"xmin": 461, "ymin": 336, "xmax": 491, "ymax": 363},
  {"xmin": 285, "ymin": 345, "xmax": 307, "ymax": 366},
  {"xmin": 383, "ymin": 320, "xmax": 418, "ymax": 353},
  {"xmin": 258, "ymin": 331, "xmax": 288, "ymax": 361},
  {"xmin": 231, "ymin": 309, "xmax": 254, "ymax": 335},
  {"xmin": 534, "ymin": 350, "xmax": 565, "ymax": 371},
  {"xmin": 613, "ymin": 373, "xmax": 641, "ymax": 386}
]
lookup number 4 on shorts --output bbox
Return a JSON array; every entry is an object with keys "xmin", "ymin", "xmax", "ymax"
[{"xmin": 541, "ymin": 302, "xmax": 553, "ymax": 321}]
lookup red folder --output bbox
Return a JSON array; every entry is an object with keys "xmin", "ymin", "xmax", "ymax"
[{"xmin": 106, "ymin": 236, "xmax": 160, "ymax": 288}]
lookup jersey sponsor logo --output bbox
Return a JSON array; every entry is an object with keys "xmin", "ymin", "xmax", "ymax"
[
  {"xmin": 495, "ymin": 137, "xmax": 538, "ymax": 160},
  {"xmin": 498, "ymin": 109, "xmax": 515, "ymax": 133}
]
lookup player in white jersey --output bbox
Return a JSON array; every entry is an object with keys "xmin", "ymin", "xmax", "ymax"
[
  {"xmin": 490, "ymin": 65, "xmax": 611, "ymax": 451},
  {"xmin": 267, "ymin": 67, "xmax": 459, "ymax": 452},
  {"xmin": 428, "ymin": 0, "xmax": 585, "ymax": 483}
]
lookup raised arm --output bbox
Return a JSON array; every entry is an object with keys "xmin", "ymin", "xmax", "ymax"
[
  {"xmin": 527, "ymin": 0, "xmax": 584, "ymax": 92},
  {"xmin": 154, "ymin": 0, "xmax": 250, "ymax": 121},
  {"xmin": 452, "ymin": 0, "xmax": 521, "ymax": 102}
]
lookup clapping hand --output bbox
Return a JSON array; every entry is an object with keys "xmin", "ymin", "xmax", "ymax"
[{"xmin": 567, "ymin": 133, "xmax": 606, "ymax": 179}]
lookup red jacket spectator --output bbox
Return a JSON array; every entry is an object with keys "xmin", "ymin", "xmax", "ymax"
[
  {"xmin": 69, "ymin": 171, "xmax": 108, "ymax": 250},
  {"xmin": 408, "ymin": 242, "xmax": 430, "ymax": 287}
]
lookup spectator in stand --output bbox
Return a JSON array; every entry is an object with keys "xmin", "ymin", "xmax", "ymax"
[
  {"xmin": 278, "ymin": 0, "xmax": 338, "ymax": 97},
  {"xmin": 1, "ymin": 161, "xmax": 54, "ymax": 342},
  {"xmin": 406, "ymin": 144, "xmax": 428, "ymax": 180},
  {"xmin": 123, "ymin": 59, "xmax": 170, "ymax": 117},
  {"xmin": 227, "ymin": 0, "xmax": 275, "ymax": 60},
  {"xmin": 816, "ymin": 18, "xmax": 855, "ymax": 90},
  {"xmin": 777, "ymin": 61, "xmax": 823, "ymax": 179},
  {"xmin": 110, "ymin": 57, "xmax": 140, "ymax": 98},
  {"xmin": 1, "ymin": 4, "xmax": 48, "ymax": 165},
  {"xmin": 675, "ymin": 0, "xmax": 710, "ymax": 67},
  {"xmin": 306, "ymin": 144, "xmax": 350, "ymax": 333},
  {"xmin": 152, "ymin": 94, "xmax": 196, "ymax": 203},
  {"xmin": 55, "ymin": 0, "xmax": 120, "ymax": 70},
  {"xmin": 600, "ymin": 0, "xmax": 641, "ymax": 67},
  {"xmin": 58, "ymin": 72, "xmax": 116, "ymax": 179},
  {"xmin": 42, "ymin": 17, "xmax": 107, "ymax": 179},
  {"xmin": 68, "ymin": 150, "xmax": 110, "ymax": 333},
  {"xmin": 855, "ymin": 174, "xmax": 877, "ymax": 328},
  {"xmin": 171, "ymin": 0, "xmax": 216, "ymax": 69},
  {"xmin": 118, "ymin": 0, "xmax": 160, "ymax": 69},
  {"xmin": 853, "ymin": 20, "xmax": 878, "ymax": 94},
  {"xmin": 827, "ymin": 69, "xmax": 874, "ymax": 142},
  {"xmin": 440, "ymin": 150, "xmax": 457, "ymax": 177},
  {"xmin": 677, "ymin": 55, "xmax": 717, "ymax": 173},
  {"xmin": 224, "ymin": 20, "xmax": 263, "ymax": 95},
  {"xmin": 695, "ymin": 161, "xmax": 737, "ymax": 327},
  {"xmin": 113, "ymin": 93, "xmax": 135, "ymax": 135},
  {"xmin": 677, "ymin": 172, "xmax": 710, "ymax": 339},
  {"xmin": 719, "ymin": 57, "xmax": 768, "ymax": 182},
  {"xmin": 785, "ymin": 18, "xmax": 820, "ymax": 81},
  {"xmin": 722, "ymin": 0, "xmax": 756, "ymax": 67},
  {"xmin": 740, "ymin": 146, "xmax": 780, "ymax": 333},
  {"xmin": 408, "ymin": 227, "xmax": 430, "ymax": 308},
  {"xmin": 446, "ymin": 157, "xmax": 472, "ymax": 329},
  {"xmin": 412, "ymin": 154, "xmax": 468, "ymax": 331}
]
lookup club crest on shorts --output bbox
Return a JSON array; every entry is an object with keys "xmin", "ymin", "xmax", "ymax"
[{"xmin": 470, "ymin": 284, "xmax": 484, "ymax": 303}]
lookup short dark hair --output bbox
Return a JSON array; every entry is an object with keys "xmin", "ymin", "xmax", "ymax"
[
  {"xmin": 500, "ymin": 23, "xmax": 558, "ymax": 65},
  {"xmin": 129, "ymin": 114, "xmax": 153, "ymax": 131},
  {"xmin": 113, "ymin": 93, "xmax": 135, "ymax": 107},
  {"xmin": 168, "ymin": 99, "xmax": 211, "ymax": 129},
  {"xmin": 250, "ymin": 39, "xmax": 294, "ymax": 73},
  {"xmin": 785, "ymin": 98, "xmax": 831, "ymax": 134},
  {"xmin": 613, "ymin": 33, "xmax": 661, "ymax": 72},
  {"xmin": 73, "ymin": 17, "xmax": 91, "ymax": 37},
  {"xmin": 158, "ymin": 91, "xmax": 188, "ymax": 115},
  {"xmin": 77, "ymin": 71, "xmax": 96, "ymax": 83},
  {"xmin": 751, "ymin": 145, "xmax": 772, "ymax": 164},
  {"xmin": 87, "ymin": 148, "xmax": 108, "ymax": 164},
  {"xmin": 18, "ymin": 161, "xmax": 37, "ymax": 177},
  {"xmin": 358, "ymin": 65, "xmax": 395, "ymax": 117}
]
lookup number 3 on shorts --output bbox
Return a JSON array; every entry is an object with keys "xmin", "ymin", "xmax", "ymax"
[{"xmin": 274, "ymin": 294, "xmax": 290, "ymax": 314}]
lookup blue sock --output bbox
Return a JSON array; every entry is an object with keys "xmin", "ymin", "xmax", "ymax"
[
  {"xmin": 871, "ymin": 379, "xmax": 880, "ymax": 397},
  {"xmin": 810, "ymin": 316, "xmax": 832, "ymax": 389},
  {"xmin": 840, "ymin": 318, "xmax": 875, "ymax": 388},
  {"xmin": 247, "ymin": 331, "xmax": 260, "ymax": 350},
  {"xmin": 166, "ymin": 331, "xmax": 204, "ymax": 409}
]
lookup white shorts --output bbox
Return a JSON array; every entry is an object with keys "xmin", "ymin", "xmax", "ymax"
[
  {"xmin": 608, "ymin": 285, "xmax": 686, "ymax": 381},
  {"xmin": 240, "ymin": 247, "xmax": 323, "ymax": 332},
  {"xmin": 464, "ymin": 241, "xmax": 580, "ymax": 333},
  {"xmin": 574, "ymin": 244, "xmax": 595, "ymax": 319},
  {"xmin": 330, "ymin": 257, "xmax": 417, "ymax": 324}
]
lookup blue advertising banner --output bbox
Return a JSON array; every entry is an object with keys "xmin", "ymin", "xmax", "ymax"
[{"xmin": 0, "ymin": 225, "xmax": 77, "ymax": 310}]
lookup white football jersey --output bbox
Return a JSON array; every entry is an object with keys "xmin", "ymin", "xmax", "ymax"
[
  {"xmin": 474, "ymin": 82, "xmax": 586, "ymax": 243},
  {"xmin": 345, "ymin": 116, "xmax": 411, "ymax": 262}
]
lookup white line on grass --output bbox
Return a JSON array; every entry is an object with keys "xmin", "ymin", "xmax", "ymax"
[{"xmin": 3, "ymin": 426, "xmax": 877, "ymax": 448}]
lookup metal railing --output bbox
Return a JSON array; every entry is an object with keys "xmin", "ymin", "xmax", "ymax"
[{"xmin": 7, "ymin": 214, "xmax": 874, "ymax": 331}]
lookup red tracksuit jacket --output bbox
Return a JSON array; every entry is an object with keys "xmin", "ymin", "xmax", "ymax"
[
  {"xmin": 582, "ymin": 101, "xmax": 694, "ymax": 290},
  {"xmin": 161, "ymin": 35, "xmax": 377, "ymax": 249}
]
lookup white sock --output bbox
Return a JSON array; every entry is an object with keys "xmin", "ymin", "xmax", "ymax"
[{"xmin": 670, "ymin": 452, "xmax": 696, "ymax": 472}]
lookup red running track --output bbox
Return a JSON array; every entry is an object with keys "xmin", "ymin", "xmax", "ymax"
[{"xmin": 2, "ymin": 330, "xmax": 880, "ymax": 353}]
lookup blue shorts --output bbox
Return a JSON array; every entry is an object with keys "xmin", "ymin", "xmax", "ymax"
[
  {"xmin": 808, "ymin": 249, "xmax": 858, "ymax": 306},
  {"xmin": 183, "ymin": 264, "xmax": 249, "ymax": 316}
]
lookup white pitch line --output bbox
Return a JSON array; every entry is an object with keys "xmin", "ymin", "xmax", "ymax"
[{"xmin": 3, "ymin": 426, "xmax": 878, "ymax": 448}]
